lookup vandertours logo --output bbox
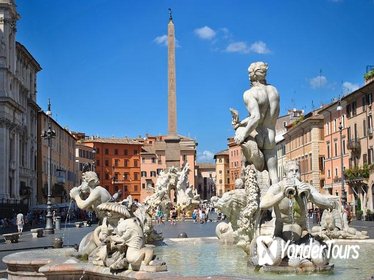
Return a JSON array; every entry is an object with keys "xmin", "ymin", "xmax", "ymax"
[{"xmin": 281, "ymin": 240, "xmax": 360, "ymax": 260}]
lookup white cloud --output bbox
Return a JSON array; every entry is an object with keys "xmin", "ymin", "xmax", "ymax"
[
  {"xmin": 249, "ymin": 41, "xmax": 270, "ymax": 54},
  {"xmin": 194, "ymin": 26, "xmax": 216, "ymax": 40},
  {"xmin": 309, "ymin": 75, "xmax": 327, "ymax": 89},
  {"xmin": 154, "ymin": 35, "xmax": 168, "ymax": 46},
  {"xmin": 197, "ymin": 150, "xmax": 215, "ymax": 162},
  {"xmin": 342, "ymin": 81, "xmax": 359, "ymax": 94},
  {"xmin": 226, "ymin": 41, "xmax": 250, "ymax": 54},
  {"xmin": 225, "ymin": 41, "xmax": 270, "ymax": 54},
  {"xmin": 153, "ymin": 34, "xmax": 180, "ymax": 47}
]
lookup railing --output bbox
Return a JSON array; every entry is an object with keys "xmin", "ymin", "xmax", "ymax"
[{"xmin": 347, "ymin": 139, "xmax": 360, "ymax": 150}]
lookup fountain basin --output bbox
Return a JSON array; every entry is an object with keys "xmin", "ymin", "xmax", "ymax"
[{"xmin": 3, "ymin": 238, "xmax": 374, "ymax": 280}]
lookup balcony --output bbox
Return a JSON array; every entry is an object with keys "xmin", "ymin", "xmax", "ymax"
[
  {"xmin": 347, "ymin": 139, "xmax": 360, "ymax": 151},
  {"xmin": 368, "ymin": 127, "xmax": 373, "ymax": 138}
]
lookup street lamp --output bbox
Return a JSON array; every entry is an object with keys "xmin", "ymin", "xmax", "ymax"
[
  {"xmin": 91, "ymin": 148, "xmax": 96, "ymax": 171},
  {"xmin": 41, "ymin": 99, "xmax": 56, "ymax": 234},
  {"xmin": 337, "ymin": 101, "xmax": 347, "ymax": 206}
]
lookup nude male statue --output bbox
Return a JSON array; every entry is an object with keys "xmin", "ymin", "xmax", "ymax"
[
  {"xmin": 233, "ymin": 62, "xmax": 280, "ymax": 185},
  {"xmin": 70, "ymin": 171, "xmax": 112, "ymax": 212},
  {"xmin": 260, "ymin": 160, "xmax": 338, "ymax": 241}
]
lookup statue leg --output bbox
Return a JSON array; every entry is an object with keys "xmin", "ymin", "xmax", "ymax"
[{"xmin": 263, "ymin": 149, "xmax": 278, "ymax": 184}]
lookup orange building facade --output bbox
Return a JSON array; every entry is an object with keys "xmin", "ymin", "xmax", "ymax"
[{"xmin": 81, "ymin": 138, "xmax": 142, "ymax": 202}]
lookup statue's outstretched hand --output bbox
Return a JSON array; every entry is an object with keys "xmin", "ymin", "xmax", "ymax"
[
  {"xmin": 69, "ymin": 187, "xmax": 80, "ymax": 200},
  {"xmin": 297, "ymin": 182, "xmax": 310, "ymax": 198}
]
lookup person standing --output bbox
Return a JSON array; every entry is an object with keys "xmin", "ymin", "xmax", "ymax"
[{"xmin": 16, "ymin": 212, "xmax": 24, "ymax": 234}]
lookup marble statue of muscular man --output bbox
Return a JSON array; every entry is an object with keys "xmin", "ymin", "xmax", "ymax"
[{"xmin": 233, "ymin": 62, "xmax": 280, "ymax": 185}]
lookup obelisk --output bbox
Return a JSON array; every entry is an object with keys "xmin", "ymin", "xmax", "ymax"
[{"xmin": 165, "ymin": 9, "xmax": 181, "ymax": 168}]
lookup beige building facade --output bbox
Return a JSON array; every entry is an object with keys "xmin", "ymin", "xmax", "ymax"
[
  {"xmin": 37, "ymin": 111, "xmax": 77, "ymax": 204},
  {"xmin": 320, "ymin": 80, "xmax": 374, "ymax": 214},
  {"xmin": 283, "ymin": 112, "xmax": 325, "ymax": 191},
  {"xmin": 0, "ymin": 1, "xmax": 41, "ymax": 213},
  {"xmin": 214, "ymin": 149, "xmax": 230, "ymax": 197}
]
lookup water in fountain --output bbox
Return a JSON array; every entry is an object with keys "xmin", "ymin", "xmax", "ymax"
[
  {"xmin": 302, "ymin": 194, "xmax": 311, "ymax": 233},
  {"xmin": 288, "ymin": 196, "xmax": 294, "ymax": 242},
  {"xmin": 62, "ymin": 199, "xmax": 73, "ymax": 245}
]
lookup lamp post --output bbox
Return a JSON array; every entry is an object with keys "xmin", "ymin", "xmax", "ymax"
[
  {"xmin": 41, "ymin": 99, "xmax": 56, "ymax": 234},
  {"xmin": 91, "ymin": 148, "xmax": 96, "ymax": 171},
  {"xmin": 337, "ymin": 102, "xmax": 347, "ymax": 206}
]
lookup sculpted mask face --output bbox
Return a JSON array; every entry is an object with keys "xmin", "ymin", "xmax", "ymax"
[{"xmin": 285, "ymin": 162, "xmax": 301, "ymax": 180}]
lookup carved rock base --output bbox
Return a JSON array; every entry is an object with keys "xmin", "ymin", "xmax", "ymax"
[{"xmin": 3, "ymin": 248, "xmax": 169, "ymax": 280}]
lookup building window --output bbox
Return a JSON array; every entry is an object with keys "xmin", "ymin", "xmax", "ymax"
[
  {"xmin": 123, "ymin": 173, "xmax": 128, "ymax": 180},
  {"xmin": 134, "ymin": 149, "xmax": 138, "ymax": 155},
  {"xmin": 114, "ymin": 159, "xmax": 119, "ymax": 167},
  {"xmin": 124, "ymin": 160, "xmax": 128, "ymax": 167},
  {"xmin": 114, "ymin": 149, "xmax": 118, "ymax": 155},
  {"xmin": 105, "ymin": 148, "xmax": 109, "ymax": 155},
  {"xmin": 150, "ymin": 171, "xmax": 156, "ymax": 177},
  {"xmin": 134, "ymin": 173, "xmax": 139, "ymax": 180},
  {"xmin": 124, "ymin": 149, "xmax": 128, "ymax": 155},
  {"xmin": 96, "ymin": 148, "xmax": 100, "ymax": 154},
  {"xmin": 327, "ymin": 143, "xmax": 330, "ymax": 158},
  {"xmin": 152, "ymin": 157, "xmax": 156, "ymax": 163},
  {"xmin": 105, "ymin": 173, "xmax": 110, "ymax": 180},
  {"xmin": 142, "ymin": 183, "xmax": 145, "ymax": 189},
  {"xmin": 157, "ymin": 168, "xmax": 163, "ymax": 175},
  {"xmin": 141, "ymin": 171, "xmax": 147, "ymax": 177},
  {"xmin": 124, "ymin": 185, "xmax": 128, "ymax": 192},
  {"xmin": 134, "ymin": 185, "xmax": 138, "ymax": 192},
  {"xmin": 96, "ymin": 160, "xmax": 100, "ymax": 166},
  {"xmin": 134, "ymin": 159, "xmax": 138, "ymax": 167},
  {"xmin": 334, "ymin": 141, "xmax": 338, "ymax": 157},
  {"xmin": 352, "ymin": 101, "xmax": 357, "ymax": 116},
  {"xmin": 105, "ymin": 160, "xmax": 109, "ymax": 166}
]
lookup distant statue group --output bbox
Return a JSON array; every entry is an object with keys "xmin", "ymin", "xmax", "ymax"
[{"xmin": 69, "ymin": 162, "xmax": 201, "ymax": 272}]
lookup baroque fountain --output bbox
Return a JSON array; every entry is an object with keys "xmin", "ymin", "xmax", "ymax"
[{"xmin": 2, "ymin": 62, "xmax": 373, "ymax": 279}]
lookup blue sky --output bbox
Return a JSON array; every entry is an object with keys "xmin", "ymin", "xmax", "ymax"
[{"xmin": 16, "ymin": 0, "xmax": 374, "ymax": 162}]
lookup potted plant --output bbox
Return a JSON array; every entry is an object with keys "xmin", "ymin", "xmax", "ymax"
[{"xmin": 364, "ymin": 69, "xmax": 374, "ymax": 83}]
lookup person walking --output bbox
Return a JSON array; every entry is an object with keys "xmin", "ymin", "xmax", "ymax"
[{"xmin": 156, "ymin": 206, "xmax": 164, "ymax": 225}]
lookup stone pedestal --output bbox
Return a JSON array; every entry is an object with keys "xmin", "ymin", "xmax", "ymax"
[{"xmin": 3, "ymin": 248, "xmax": 169, "ymax": 280}]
